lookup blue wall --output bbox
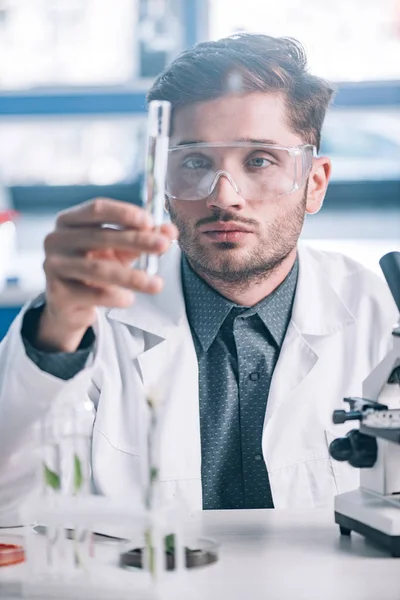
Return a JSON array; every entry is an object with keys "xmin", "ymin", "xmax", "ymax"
[{"xmin": 0, "ymin": 307, "xmax": 21, "ymax": 341}]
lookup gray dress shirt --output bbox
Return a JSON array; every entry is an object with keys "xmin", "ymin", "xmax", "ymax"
[
  {"xmin": 22, "ymin": 255, "xmax": 298, "ymax": 509},
  {"xmin": 181, "ymin": 256, "xmax": 298, "ymax": 510}
]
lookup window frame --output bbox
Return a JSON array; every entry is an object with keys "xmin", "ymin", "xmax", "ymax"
[{"xmin": 0, "ymin": 0, "xmax": 398, "ymax": 212}]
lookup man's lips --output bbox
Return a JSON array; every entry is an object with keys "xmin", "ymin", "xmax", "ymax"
[
  {"xmin": 199, "ymin": 222, "xmax": 254, "ymax": 234},
  {"xmin": 199, "ymin": 222, "xmax": 254, "ymax": 243}
]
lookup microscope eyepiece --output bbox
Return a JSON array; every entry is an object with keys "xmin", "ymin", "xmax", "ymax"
[{"xmin": 379, "ymin": 251, "xmax": 400, "ymax": 313}]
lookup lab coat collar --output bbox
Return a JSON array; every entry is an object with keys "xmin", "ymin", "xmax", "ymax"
[
  {"xmin": 108, "ymin": 241, "xmax": 186, "ymax": 337},
  {"xmin": 108, "ymin": 241, "xmax": 356, "ymax": 339},
  {"xmin": 293, "ymin": 242, "xmax": 356, "ymax": 337}
]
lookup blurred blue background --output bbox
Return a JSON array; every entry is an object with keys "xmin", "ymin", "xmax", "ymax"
[{"xmin": 0, "ymin": 0, "xmax": 399, "ymax": 339}]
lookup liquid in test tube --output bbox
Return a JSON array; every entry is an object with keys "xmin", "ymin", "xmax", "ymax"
[{"xmin": 140, "ymin": 100, "xmax": 171, "ymax": 276}]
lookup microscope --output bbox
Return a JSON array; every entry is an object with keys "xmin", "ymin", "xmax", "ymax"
[{"xmin": 329, "ymin": 251, "xmax": 400, "ymax": 557}]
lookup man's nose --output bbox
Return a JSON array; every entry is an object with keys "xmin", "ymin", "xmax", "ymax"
[{"xmin": 205, "ymin": 171, "xmax": 246, "ymax": 210}]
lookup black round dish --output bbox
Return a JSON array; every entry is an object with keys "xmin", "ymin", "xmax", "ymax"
[{"xmin": 119, "ymin": 546, "xmax": 218, "ymax": 570}]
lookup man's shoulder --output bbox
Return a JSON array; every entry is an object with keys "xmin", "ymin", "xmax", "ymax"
[
  {"xmin": 299, "ymin": 243, "xmax": 397, "ymax": 321},
  {"xmin": 300, "ymin": 242, "xmax": 388, "ymax": 286},
  {"xmin": 300, "ymin": 242, "xmax": 377, "ymax": 278}
]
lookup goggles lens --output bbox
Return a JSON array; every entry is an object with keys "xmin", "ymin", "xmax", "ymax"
[{"xmin": 166, "ymin": 142, "xmax": 315, "ymax": 201}]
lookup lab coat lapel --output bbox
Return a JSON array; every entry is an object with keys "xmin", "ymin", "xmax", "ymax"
[
  {"xmin": 265, "ymin": 323, "xmax": 318, "ymax": 425},
  {"xmin": 264, "ymin": 243, "xmax": 356, "ymax": 426},
  {"xmin": 107, "ymin": 241, "xmax": 189, "ymax": 399},
  {"xmin": 108, "ymin": 241, "xmax": 185, "ymax": 340},
  {"xmin": 107, "ymin": 244, "xmax": 202, "ymax": 497}
]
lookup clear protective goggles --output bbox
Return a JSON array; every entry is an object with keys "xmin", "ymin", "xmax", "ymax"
[{"xmin": 165, "ymin": 142, "xmax": 316, "ymax": 202}]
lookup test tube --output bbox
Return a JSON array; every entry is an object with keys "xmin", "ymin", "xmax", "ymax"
[{"xmin": 140, "ymin": 100, "xmax": 171, "ymax": 276}]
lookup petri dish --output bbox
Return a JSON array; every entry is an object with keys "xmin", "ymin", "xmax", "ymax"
[
  {"xmin": 119, "ymin": 536, "xmax": 219, "ymax": 570},
  {"xmin": 0, "ymin": 536, "xmax": 25, "ymax": 567}
]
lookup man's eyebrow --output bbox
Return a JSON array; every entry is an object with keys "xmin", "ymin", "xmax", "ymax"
[
  {"xmin": 173, "ymin": 137, "xmax": 281, "ymax": 146},
  {"xmin": 174, "ymin": 140, "xmax": 203, "ymax": 146},
  {"xmin": 237, "ymin": 137, "xmax": 280, "ymax": 145}
]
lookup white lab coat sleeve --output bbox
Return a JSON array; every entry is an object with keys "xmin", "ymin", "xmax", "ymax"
[{"xmin": 0, "ymin": 302, "xmax": 102, "ymax": 526}]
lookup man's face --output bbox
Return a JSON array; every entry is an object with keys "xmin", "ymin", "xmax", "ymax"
[{"xmin": 168, "ymin": 92, "xmax": 318, "ymax": 284}]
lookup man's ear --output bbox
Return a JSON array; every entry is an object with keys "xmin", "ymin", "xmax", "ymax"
[{"xmin": 306, "ymin": 156, "xmax": 332, "ymax": 215}]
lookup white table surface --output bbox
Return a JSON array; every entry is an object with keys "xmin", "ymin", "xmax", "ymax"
[{"xmin": 0, "ymin": 509, "xmax": 399, "ymax": 600}]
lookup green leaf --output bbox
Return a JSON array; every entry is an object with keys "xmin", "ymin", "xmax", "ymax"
[
  {"xmin": 73, "ymin": 454, "xmax": 83, "ymax": 494},
  {"xmin": 150, "ymin": 466, "xmax": 158, "ymax": 482},
  {"xmin": 43, "ymin": 464, "xmax": 60, "ymax": 490},
  {"xmin": 164, "ymin": 533, "xmax": 175, "ymax": 554}
]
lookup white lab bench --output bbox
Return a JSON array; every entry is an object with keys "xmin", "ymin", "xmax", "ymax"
[{"xmin": 0, "ymin": 509, "xmax": 399, "ymax": 600}]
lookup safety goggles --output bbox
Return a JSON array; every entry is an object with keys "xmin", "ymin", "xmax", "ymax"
[{"xmin": 165, "ymin": 142, "xmax": 316, "ymax": 201}]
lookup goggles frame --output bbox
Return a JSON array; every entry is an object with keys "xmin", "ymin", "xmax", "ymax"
[{"xmin": 165, "ymin": 142, "xmax": 317, "ymax": 201}]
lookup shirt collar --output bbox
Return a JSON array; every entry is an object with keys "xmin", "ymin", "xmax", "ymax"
[
  {"xmin": 182, "ymin": 254, "xmax": 299, "ymax": 352},
  {"xmin": 182, "ymin": 255, "xmax": 234, "ymax": 351},
  {"xmin": 253, "ymin": 258, "xmax": 298, "ymax": 347}
]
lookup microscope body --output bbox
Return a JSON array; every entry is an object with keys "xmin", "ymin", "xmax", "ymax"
[
  {"xmin": 329, "ymin": 250, "xmax": 400, "ymax": 555},
  {"xmin": 361, "ymin": 434, "xmax": 400, "ymax": 498},
  {"xmin": 360, "ymin": 332, "xmax": 400, "ymax": 498},
  {"xmin": 330, "ymin": 322, "xmax": 400, "ymax": 555}
]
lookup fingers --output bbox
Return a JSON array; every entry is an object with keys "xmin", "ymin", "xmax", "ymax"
[
  {"xmin": 44, "ymin": 199, "xmax": 178, "ymax": 319},
  {"xmin": 56, "ymin": 198, "xmax": 154, "ymax": 230},
  {"xmin": 44, "ymin": 255, "xmax": 164, "ymax": 294},
  {"xmin": 44, "ymin": 228, "xmax": 172, "ymax": 256},
  {"xmin": 47, "ymin": 279, "xmax": 137, "ymax": 309},
  {"xmin": 159, "ymin": 222, "xmax": 179, "ymax": 239},
  {"xmin": 51, "ymin": 199, "xmax": 179, "ymax": 260}
]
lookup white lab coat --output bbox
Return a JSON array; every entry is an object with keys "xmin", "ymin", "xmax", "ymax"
[{"xmin": 0, "ymin": 242, "xmax": 397, "ymax": 524}]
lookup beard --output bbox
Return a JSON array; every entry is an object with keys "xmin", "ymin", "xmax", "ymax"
[{"xmin": 168, "ymin": 188, "xmax": 307, "ymax": 289}]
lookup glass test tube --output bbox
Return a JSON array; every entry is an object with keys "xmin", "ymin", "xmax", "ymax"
[
  {"xmin": 38, "ymin": 399, "xmax": 95, "ymax": 578},
  {"xmin": 140, "ymin": 100, "xmax": 171, "ymax": 276}
]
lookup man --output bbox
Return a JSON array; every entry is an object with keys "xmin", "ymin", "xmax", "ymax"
[{"xmin": 0, "ymin": 34, "xmax": 397, "ymax": 522}]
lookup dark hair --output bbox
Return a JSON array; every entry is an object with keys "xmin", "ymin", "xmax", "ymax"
[{"xmin": 147, "ymin": 33, "xmax": 335, "ymax": 150}]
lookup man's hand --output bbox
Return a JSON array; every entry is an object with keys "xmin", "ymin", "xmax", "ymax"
[{"xmin": 37, "ymin": 198, "xmax": 178, "ymax": 352}]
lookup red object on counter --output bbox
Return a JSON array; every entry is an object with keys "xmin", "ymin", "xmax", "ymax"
[
  {"xmin": 0, "ymin": 210, "xmax": 18, "ymax": 225},
  {"xmin": 0, "ymin": 543, "xmax": 25, "ymax": 567}
]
